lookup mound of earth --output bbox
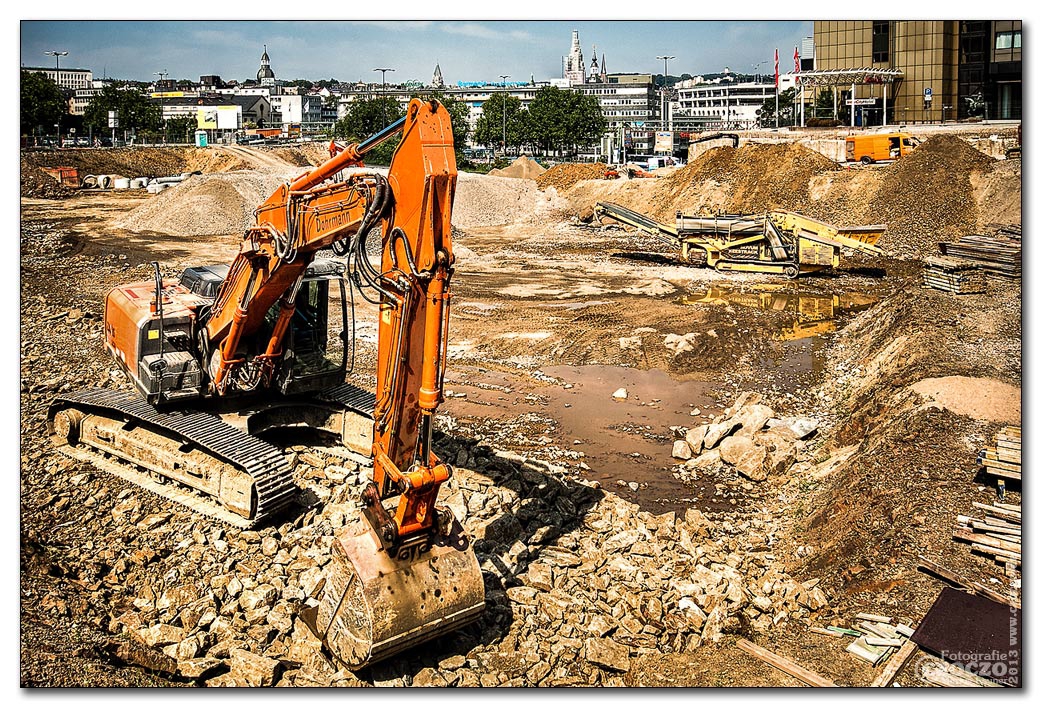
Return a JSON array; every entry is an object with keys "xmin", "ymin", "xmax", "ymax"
[
  {"xmin": 859, "ymin": 135, "xmax": 998, "ymax": 257},
  {"xmin": 454, "ymin": 172, "xmax": 545, "ymax": 229},
  {"xmin": 489, "ymin": 156, "xmax": 547, "ymax": 180},
  {"xmin": 115, "ymin": 172, "xmax": 290, "ymax": 236},
  {"xmin": 536, "ymin": 163, "xmax": 609, "ymax": 192}
]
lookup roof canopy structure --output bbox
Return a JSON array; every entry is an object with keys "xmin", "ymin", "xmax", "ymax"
[{"xmin": 797, "ymin": 68, "xmax": 904, "ymax": 87}]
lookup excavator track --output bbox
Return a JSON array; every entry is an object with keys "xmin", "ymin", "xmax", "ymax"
[{"xmin": 48, "ymin": 388, "xmax": 296, "ymax": 528}]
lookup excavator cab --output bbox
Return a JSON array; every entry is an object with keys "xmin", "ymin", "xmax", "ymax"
[{"xmin": 268, "ymin": 260, "xmax": 350, "ymax": 396}]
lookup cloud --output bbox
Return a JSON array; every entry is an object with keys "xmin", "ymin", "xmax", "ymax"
[{"xmin": 438, "ymin": 22, "xmax": 530, "ymax": 41}]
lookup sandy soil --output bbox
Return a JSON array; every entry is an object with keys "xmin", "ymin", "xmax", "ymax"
[{"xmin": 19, "ymin": 137, "xmax": 1021, "ymax": 687}]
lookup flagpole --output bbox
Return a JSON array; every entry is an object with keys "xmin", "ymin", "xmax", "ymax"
[{"xmin": 774, "ymin": 48, "xmax": 779, "ymax": 129}]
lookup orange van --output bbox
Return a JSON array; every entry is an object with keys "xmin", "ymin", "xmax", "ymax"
[{"xmin": 845, "ymin": 133, "xmax": 919, "ymax": 164}]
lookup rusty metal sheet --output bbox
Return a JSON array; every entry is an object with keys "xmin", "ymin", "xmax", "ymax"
[{"xmin": 910, "ymin": 587, "xmax": 1021, "ymax": 687}]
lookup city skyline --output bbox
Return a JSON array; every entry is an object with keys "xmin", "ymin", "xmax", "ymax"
[{"xmin": 20, "ymin": 20, "xmax": 812, "ymax": 86}]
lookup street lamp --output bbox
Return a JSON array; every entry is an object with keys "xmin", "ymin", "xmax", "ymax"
[
  {"xmin": 153, "ymin": 70, "xmax": 168, "ymax": 89},
  {"xmin": 499, "ymin": 74, "xmax": 510, "ymax": 158},
  {"xmin": 656, "ymin": 55, "xmax": 675, "ymax": 132},
  {"xmin": 44, "ymin": 49, "xmax": 68, "ymax": 72},
  {"xmin": 372, "ymin": 67, "xmax": 395, "ymax": 127},
  {"xmin": 45, "ymin": 51, "xmax": 68, "ymax": 146},
  {"xmin": 372, "ymin": 67, "xmax": 395, "ymax": 94}
]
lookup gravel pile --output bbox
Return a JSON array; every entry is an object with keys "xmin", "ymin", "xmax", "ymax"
[
  {"xmin": 860, "ymin": 135, "xmax": 997, "ymax": 258},
  {"xmin": 536, "ymin": 163, "xmax": 609, "ymax": 192},
  {"xmin": 489, "ymin": 156, "xmax": 547, "ymax": 180},
  {"xmin": 115, "ymin": 172, "xmax": 292, "ymax": 236},
  {"xmin": 453, "ymin": 172, "xmax": 544, "ymax": 229}
]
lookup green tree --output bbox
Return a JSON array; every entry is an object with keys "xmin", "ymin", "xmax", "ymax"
[
  {"xmin": 332, "ymin": 96, "xmax": 406, "ymax": 165},
  {"xmin": 473, "ymin": 92, "xmax": 522, "ymax": 155},
  {"xmin": 814, "ymin": 87, "xmax": 835, "ymax": 118},
  {"xmin": 21, "ymin": 70, "xmax": 66, "ymax": 137},
  {"xmin": 757, "ymin": 87, "xmax": 797, "ymax": 127},
  {"xmin": 83, "ymin": 85, "xmax": 162, "ymax": 136},
  {"xmin": 164, "ymin": 116, "xmax": 196, "ymax": 144},
  {"xmin": 527, "ymin": 86, "xmax": 605, "ymax": 157}
]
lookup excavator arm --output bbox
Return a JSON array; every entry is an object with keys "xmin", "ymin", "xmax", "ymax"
[{"xmin": 200, "ymin": 98, "xmax": 459, "ymax": 551}]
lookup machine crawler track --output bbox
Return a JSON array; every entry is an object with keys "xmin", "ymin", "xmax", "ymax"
[{"xmin": 48, "ymin": 388, "xmax": 297, "ymax": 528}]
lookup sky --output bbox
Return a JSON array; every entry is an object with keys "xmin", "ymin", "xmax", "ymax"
[{"xmin": 19, "ymin": 19, "xmax": 812, "ymax": 86}]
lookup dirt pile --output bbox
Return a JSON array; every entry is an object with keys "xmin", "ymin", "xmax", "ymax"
[
  {"xmin": 115, "ymin": 172, "xmax": 290, "ymax": 236},
  {"xmin": 860, "ymin": 135, "xmax": 997, "ymax": 257},
  {"xmin": 489, "ymin": 156, "xmax": 547, "ymax": 180},
  {"xmin": 536, "ymin": 163, "xmax": 609, "ymax": 192},
  {"xmin": 658, "ymin": 143, "xmax": 841, "ymax": 220},
  {"xmin": 454, "ymin": 172, "xmax": 548, "ymax": 229},
  {"xmin": 20, "ymin": 160, "xmax": 76, "ymax": 199}
]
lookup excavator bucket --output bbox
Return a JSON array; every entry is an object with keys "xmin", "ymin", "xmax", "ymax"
[{"xmin": 306, "ymin": 507, "xmax": 485, "ymax": 670}]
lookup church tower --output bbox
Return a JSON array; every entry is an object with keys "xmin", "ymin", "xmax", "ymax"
[
  {"xmin": 257, "ymin": 45, "xmax": 276, "ymax": 86},
  {"xmin": 563, "ymin": 29, "xmax": 586, "ymax": 85},
  {"xmin": 432, "ymin": 62, "xmax": 445, "ymax": 89}
]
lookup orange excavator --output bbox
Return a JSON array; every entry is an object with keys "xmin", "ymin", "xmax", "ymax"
[{"xmin": 46, "ymin": 99, "xmax": 484, "ymax": 669}]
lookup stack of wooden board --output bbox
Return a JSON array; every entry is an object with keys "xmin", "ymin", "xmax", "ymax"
[
  {"xmin": 939, "ymin": 229, "xmax": 1022, "ymax": 279},
  {"xmin": 953, "ymin": 501, "xmax": 1021, "ymax": 568},
  {"xmin": 922, "ymin": 255, "xmax": 988, "ymax": 294},
  {"xmin": 810, "ymin": 612, "xmax": 915, "ymax": 667},
  {"xmin": 978, "ymin": 426, "xmax": 1021, "ymax": 481}
]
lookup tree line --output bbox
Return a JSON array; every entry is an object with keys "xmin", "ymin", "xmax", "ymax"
[{"xmin": 22, "ymin": 70, "xmax": 607, "ymax": 157}]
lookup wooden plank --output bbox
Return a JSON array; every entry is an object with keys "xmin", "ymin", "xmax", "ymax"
[
  {"xmin": 980, "ymin": 466, "xmax": 1022, "ymax": 482},
  {"xmin": 956, "ymin": 528, "xmax": 1021, "ymax": 553},
  {"xmin": 977, "ymin": 455, "xmax": 1021, "ymax": 474},
  {"xmin": 970, "ymin": 521, "xmax": 1021, "ymax": 536},
  {"xmin": 972, "ymin": 502, "xmax": 1020, "ymax": 521},
  {"xmin": 870, "ymin": 640, "xmax": 918, "ymax": 687},
  {"xmin": 921, "ymin": 663, "xmax": 1002, "ymax": 688},
  {"xmin": 917, "ymin": 556, "xmax": 969, "ymax": 588},
  {"xmin": 846, "ymin": 636, "xmax": 891, "ymax": 666},
  {"xmin": 970, "ymin": 582, "xmax": 1020, "ymax": 608},
  {"xmin": 865, "ymin": 637, "xmax": 904, "ymax": 648},
  {"xmin": 970, "ymin": 542, "xmax": 1021, "ymax": 561},
  {"xmin": 856, "ymin": 612, "xmax": 893, "ymax": 624},
  {"xmin": 984, "ymin": 516, "xmax": 1021, "ymax": 530},
  {"xmin": 735, "ymin": 638, "xmax": 838, "ymax": 687}
]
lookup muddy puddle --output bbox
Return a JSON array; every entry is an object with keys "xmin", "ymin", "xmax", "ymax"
[
  {"xmin": 442, "ymin": 363, "xmax": 731, "ymax": 513},
  {"xmin": 676, "ymin": 283, "xmax": 879, "ymax": 340},
  {"xmin": 678, "ymin": 283, "xmax": 880, "ymax": 393}
]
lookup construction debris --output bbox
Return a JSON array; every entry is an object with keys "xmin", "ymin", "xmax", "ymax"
[
  {"xmin": 977, "ymin": 426, "xmax": 1021, "ymax": 481},
  {"xmin": 922, "ymin": 256, "xmax": 987, "ymax": 294},
  {"xmin": 954, "ymin": 500, "xmax": 1021, "ymax": 568},
  {"xmin": 939, "ymin": 227, "xmax": 1022, "ymax": 279}
]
